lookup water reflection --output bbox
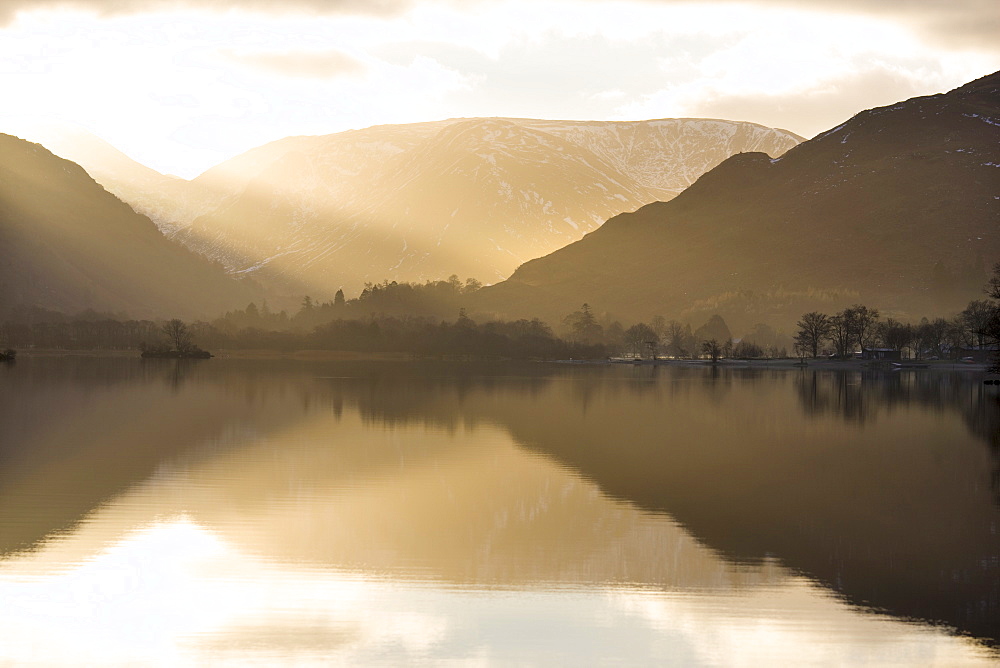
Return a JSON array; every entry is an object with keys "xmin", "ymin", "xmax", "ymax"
[{"xmin": 0, "ymin": 358, "xmax": 997, "ymax": 664}]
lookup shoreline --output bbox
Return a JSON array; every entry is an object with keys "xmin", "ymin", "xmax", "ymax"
[
  {"xmin": 5, "ymin": 349, "xmax": 995, "ymax": 372},
  {"xmin": 573, "ymin": 357, "xmax": 996, "ymax": 372}
]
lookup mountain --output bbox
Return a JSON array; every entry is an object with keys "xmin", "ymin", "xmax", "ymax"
[
  {"xmin": 475, "ymin": 71, "xmax": 1000, "ymax": 331},
  {"xmin": 170, "ymin": 117, "xmax": 799, "ymax": 299},
  {"xmin": 0, "ymin": 134, "xmax": 258, "ymax": 320}
]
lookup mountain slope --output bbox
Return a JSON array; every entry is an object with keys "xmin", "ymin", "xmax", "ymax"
[
  {"xmin": 0, "ymin": 134, "xmax": 258, "ymax": 319},
  {"xmin": 476, "ymin": 71, "xmax": 1000, "ymax": 330},
  {"xmin": 174, "ymin": 117, "xmax": 799, "ymax": 297}
]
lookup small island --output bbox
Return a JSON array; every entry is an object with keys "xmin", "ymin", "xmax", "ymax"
[
  {"xmin": 140, "ymin": 319, "xmax": 213, "ymax": 359},
  {"xmin": 0, "ymin": 348, "xmax": 15, "ymax": 362}
]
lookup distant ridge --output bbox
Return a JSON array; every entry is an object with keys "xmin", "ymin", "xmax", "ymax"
[
  {"xmin": 32, "ymin": 117, "xmax": 800, "ymax": 302},
  {"xmin": 475, "ymin": 71, "xmax": 1000, "ymax": 330},
  {"xmin": 174, "ymin": 116, "xmax": 800, "ymax": 298}
]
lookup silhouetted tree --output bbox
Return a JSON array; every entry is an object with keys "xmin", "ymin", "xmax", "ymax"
[
  {"xmin": 961, "ymin": 299, "xmax": 997, "ymax": 347},
  {"xmin": 848, "ymin": 304, "xmax": 880, "ymax": 352},
  {"xmin": 794, "ymin": 311, "xmax": 831, "ymax": 358},
  {"xmin": 701, "ymin": 338, "xmax": 722, "ymax": 363},
  {"xmin": 161, "ymin": 319, "xmax": 193, "ymax": 352},
  {"xmin": 879, "ymin": 318, "xmax": 913, "ymax": 353},
  {"xmin": 829, "ymin": 312, "xmax": 853, "ymax": 358}
]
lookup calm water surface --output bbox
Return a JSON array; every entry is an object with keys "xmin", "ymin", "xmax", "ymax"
[{"xmin": 0, "ymin": 357, "xmax": 998, "ymax": 665}]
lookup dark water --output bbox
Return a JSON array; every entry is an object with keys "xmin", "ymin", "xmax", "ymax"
[{"xmin": 0, "ymin": 357, "xmax": 998, "ymax": 665}]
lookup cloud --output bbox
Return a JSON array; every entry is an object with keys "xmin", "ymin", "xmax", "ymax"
[
  {"xmin": 630, "ymin": 0, "xmax": 1000, "ymax": 53},
  {"xmin": 621, "ymin": 68, "xmax": 963, "ymax": 139},
  {"xmin": 0, "ymin": 0, "xmax": 413, "ymax": 23},
  {"xmin": 224, "ymin": 49, "xmax": 365, "ymax": 79}
]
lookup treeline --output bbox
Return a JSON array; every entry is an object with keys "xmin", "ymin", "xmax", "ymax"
[
  {"xmin": 792, "ymin": 301, "xmax": 996, "ymax": 359},
  {"xmin": 561, "ymin": 304, "xmax": 792, "ymax": 359},
  {"xmin": 0, "ymin": 310, "xmax": 606, "ymax": 361},
  {"xmin": 215, "ymin": 275, "xmax": 484, "ymax": 332},
  {"xmin": 792, "ymin": 267, "xmax": 1000, "ymax": 360},
  {"xmin": 200, "ymin": 311, "xmax": 606, "ymax": 359},
  {"xmin": 4, "ymin": 268, "xmax": 999, "ymax": 362}
]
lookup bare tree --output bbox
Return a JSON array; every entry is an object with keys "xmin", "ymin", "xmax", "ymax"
[
  {"xmin": 914, "ymin": 317, "xmax": 949, "ymax": 359},
  {"xmin": 701, "ymin": 338, "xmax": 722, "ymax": 363},
  {"xmin": 849, "ymin": 304, "xmax": 880, "ymax": 352},
  {"xmin": 961, "ymin": 299, "xmax": 997, "ymax": 347},
  {"xmin": 829, "ymin": 313, "xmax": 853, "ymax": 358},
  {"xmin": 794, "ymin": 311, "xmax": 831, "ymax": 358},
  {"xmin": 879, "ymin": 318, "xmax": 913, "ymax": 353},
  {"xmin": 664, "ymin": 320, "xmax": 697, "ymax": 358},
  {"xmin": 162, "ymin": 319, "xmax": 193, "ymax": 352},
  {"xmin": 624, "ymin": 323, "xmax": 658, "ymax": 358}
]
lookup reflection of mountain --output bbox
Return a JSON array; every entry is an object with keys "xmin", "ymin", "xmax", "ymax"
[
  {"xmin": 341, "ymin": 365, "xmax": 1000, "ymax": 646},
  {"xmin": 476, "ymin": 71, "xmax": 1000, "ymax": 330},
  {"xmin": 485, "ymin": 368, "xmax": 1000, "ymax": 647},
  {"xmin": 2, "ymin": 360, "xmax": 997, "ymax": 648},
  {"xmin": 0, "ymin": 358, "xmax": 310, "ymax": 554}
]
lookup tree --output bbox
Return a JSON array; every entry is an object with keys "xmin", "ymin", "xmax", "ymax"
[
  {"xmin": 879, "ymin": 319, "xmax": 913, "ymax": 353},
  {"xmin": 849, "ymin": 304, "xmax": 880, "ymax": 352},
  {"xmin": 334, "ymin": 289, "xmax": 346, "ymax": 308},
  {"xmin": 794, "ymin": 311, "xmax": 831, "ymax": 358},
  {"xmin": 624, "ymin": 323, "xmax": 658, "ymax": 358},
  {"xmin": 563, "ymin": 303, "xmax": 603, "ymax": 344},
  {"xmin": 960, "ymin": 299, "xmax": 997, "ymax": 347},
  {"xmin": 829, "ymin": 312, "xmax": 853, "ymax": 358},
  {"xmin": 664, "ymin": 320, "xmax": 689, "ymax": 357},
  {"xmin": 650, "ymin": 315, "xmax": 668, "ymax": 340},
  {"xmin": 701, "ymin": 338, "xmax": 722, "ymax": 363},
  {"xmin": 456, "ymin": 308, "xmax": 474, "ymax": 328},
  {"xmin": 161, "ymin": 319, "xmax": 193, "ymax": 352},
  {"xmin": 980, "ymin": 263, "xmax": 1000, "ymax": 371},
  {"xmin": 915, "ymin": 317, "xmax": 949, "ymax": 359},
  {"xmin": 987, "ymin": 262, "xmax": 1000, "ymax": 300}
]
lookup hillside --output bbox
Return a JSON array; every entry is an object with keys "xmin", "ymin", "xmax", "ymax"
[
  {"xmin": 0, "ymin": 134, "xmax": 258, "ymax": 320},
  {"xmin": 476, "ymin": 71, "xmax": 1000, "ymax": 331}
]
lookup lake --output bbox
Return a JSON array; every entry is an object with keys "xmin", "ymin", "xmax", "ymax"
[{"xmin": 0, "ymin": 357, "xmax": 998, "ymax": 665}]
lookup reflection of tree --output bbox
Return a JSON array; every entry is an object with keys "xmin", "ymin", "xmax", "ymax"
[{"xmin": 794, "ymin": 371, "xmax": 1000, "ymax": 502}]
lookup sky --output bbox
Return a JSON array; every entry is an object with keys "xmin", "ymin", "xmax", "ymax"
[{"xmin": 0, "ymin": 0, "xmax": 997, "ymax": 178}]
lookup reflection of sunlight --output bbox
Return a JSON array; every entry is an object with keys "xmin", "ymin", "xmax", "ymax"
[
  {"xmin": 0, "ymin": 517, "xmax": 449, "ymax": 665},
  {"xmin": 610, "ymin": 582, "xmax": 998, "ymax": 667}
]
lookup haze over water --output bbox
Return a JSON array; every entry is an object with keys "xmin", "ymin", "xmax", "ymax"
[{"xmin": 0, "ymin": 357, "xmax": 997, "ymax": 665}]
